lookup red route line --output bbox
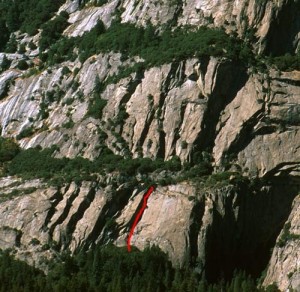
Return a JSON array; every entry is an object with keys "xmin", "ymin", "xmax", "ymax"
[{"xmin": 127, "ymin": 186, "xmax": 155, "ymax": 252}]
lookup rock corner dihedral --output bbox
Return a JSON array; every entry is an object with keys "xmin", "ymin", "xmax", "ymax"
[{"xmin": 127, "ymin": 186, "xmax": 155, "ymax": 252}]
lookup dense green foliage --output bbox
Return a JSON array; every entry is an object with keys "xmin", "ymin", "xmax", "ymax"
[
  {"xmin": 39, "ymin": 12, "xmax": 69, "ymax": 51},
  {"xmin": 0, "ymin": 137, "xmax": 20, "ymax": 163},
  {"xmin": 0, "ymin": 246, "xmax": 279, "ymax": 292},
  {"xmin": 0, "ymin": 250, "xmax": 45, "ymax": 292},
  {"xmin": 8, "ymin": 146, "xmax": 67, "ymax": 179},
  {"xmin": 270, "ymin": 53, "xmax": 300, "ymax": 71},
  {"xmin": 6, "ymin": 145, "xmax": 184, "ymax": 184},
  {"xmin": 3, "ymin": 142, "xmax": 248, "ymax": 189},
  {"xmin": 43, "ymin": 21, "xmax": 253, "ymax": 67},
  {"xmin": 0, "ymin": 0, "xmax": 65, "ymax": 36}
]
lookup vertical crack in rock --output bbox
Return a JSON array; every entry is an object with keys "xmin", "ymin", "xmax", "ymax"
[
  {"xmin": 204, "ymin": 188, "xmax": 240, "ymax": 282},
  {"xmin": 48, "ymin": 184, "xmax": 81, "ymax": 237},
  {"xmin": 42, "ymin": 188, "xmax": 65, "ymax": 232},
  {"xmin": 15, "ymin": 230, "xmax": 23, "ymax": 248},
  {"xmin": 198, "ymin": 56, "xmax": 210, "ymax": 78},
  {"xmin": 82, "ymin": 185, "xmax": 136, "ymax": 249},
  {"xmin": 124, "ymin": 189, "xmax": 149, "ymax": 232},
  {"xmin": 120, "ymin": 71, "xmax": 145, "ymax": 106},
  {"xmin": 168, "ymin": 0, "xmax": 184, "ymax": 27},
  {"xmin": 193, "ymin": 62, "xmax": 248, "ymax": 157},
  {"xmin": 157, "ymin": 62, "xmax": 186, "ymax": 158},
  {"xmin": 139, "ymin": 108, "xmax": 156, "ymax": 152},
  {"xmin": 118, "ymin": 70, "xmax": 145, "ymax": 136},
  {"xmin": 224, "ymin": 109, "xmax": 265, "ymax": 161},
  {"xmin": 188, "ymin": 197, "xmax": 205, "ymax": 266},
  {"xmin": 156, "ymin": 89, "xmax": 167, "ymax": 159},
  {"xmin": 64, "ymin": 185, "xmax": 97, "ymax": 247}
]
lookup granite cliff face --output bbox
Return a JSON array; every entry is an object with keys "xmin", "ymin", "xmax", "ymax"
[
  {"xmin": 1, "ymin": 55, "xmax": 299, "ymax": 177},
  {"xmin": 0, "ymin": 175, "xmax": 297, "ymax": 286},
  {"xmin": 0, "ymin": 0, "xmax": 299, "ymax": 290}
]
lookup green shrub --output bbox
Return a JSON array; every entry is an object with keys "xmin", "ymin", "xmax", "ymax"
[
  {"xmin": 179, "ymin": 163, "xmax": 212, "ymax": 181},
  {"xmin": 0, "ymin": 19, "xmax": 9, "ymax": 51},
  {"xmin": 271, "ymin": 53, "xmax": 300, "ymax": 71},
  {"xmin": 30, "ymin": 238, "xmax": 40, "ymax": 245},
  {"xmin": 164, "ymin": 156, "xmax": 182, "ymax": 172},
  {"xmin": 18, "ymin": 43, "xmax": 26, "ymax": 54},
  {"xmin": 17, "ymin": 59, "xmax": 29, "ymax": 70},
  {"xmin": 23, "ymin": 67, "xmax": 40, "ymax": 78},
  {"xmin": 61, "ymin": 66, "xmax": 71, "ymax": 75},
  {"xmin": 137, "ymin": 157, "xmax": 162, "ymax": 173},
  {"xmin": 277, "ymin": 222, "xmax": 300, "ymax": 247},
  {"xmin": 181, "ymin": 140, "xmax": 188, "ymax": 149},
  {"xmin": 28, "ymin": 41, "xmax": 37, "ymax": 50},
  {"xmin": 62, "ymin": 120, "xmax": 75, "ymax": 129},
  {"xmin": 38, "ymin": 102, "xmax": 49, "ymax": 120},
  {"xmin": 16, "ymin": 127, "xmax": 35, "ymax": 140},
  {"xmin": 158, "ymin": 176, "xmax": 176, "ymax": 186},
  {"xmin": 0, "ymin": 79, "xmax": 11, "ymax": 100},
  {"xmin": 0, "ymin": 137, "xmax": 20, "ymax": 162},
  {"xmin": 63, "ymin": 98, "xmax": 74, "ymax": 105},
  {"xmin": 87, "ymin": 97, "xmax": 107, "ymax": 119},
  {"xmin": 0, "ymin": 55, "xmax": 11, "ymax": 72},
  {"xmin": 0, "ymin": 250, "xmax": 46, "ymax": 291},
  {"xmin": 45, "ymin": 37, "xmax": 76, "ymax": 65},
  {"xmin": 86, "ymin": 76, "xmax": 107, "ymax": 119},
  {"xmin": 7, "ymin": 143, "xmax": 178, "ymax": 182},
  {"xmin": 264, "ymin": 283, "xmax": 280, "ymax": 292},
  {"xmin": 88, "ymin": 0, "xmax": 108, "ymax": 7},
  {"xmin": 5, "ymin": 35, "xmax": 18, "ymax": 53}
]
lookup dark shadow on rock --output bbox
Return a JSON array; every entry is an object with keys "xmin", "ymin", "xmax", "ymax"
[
  {"xmin": 203, "ymin": 177, "xmax": 299, "ymax": 282},
  {"xmin": 265, "ymin": 1, "xmax": 300, "ymax": 56},
  {"xmin": 192, "ymin": 61, "xmax": 249, "ymax": 159}
]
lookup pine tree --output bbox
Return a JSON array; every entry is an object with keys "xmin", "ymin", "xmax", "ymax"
[
  {"xmin": 171, "ymin": 268, "xmax": 182, "ymax": 291},
  {"xmin": 0, "ymin": 20, "xmax": 9, "ymax": 52},
  {"xmin": 187, "ymin": 272, "xmax": 197, "ymax": 292},
  {"xmin": 5, "ymin": 35, "xmax": 18, "ymax": 53},
  {"xmin": 197, "ymin": 279, "xmax": 207, "ymax": 292},
  {"xmin": 232, "ymin": 271, "xmax": 243, "ymax": 292}
]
